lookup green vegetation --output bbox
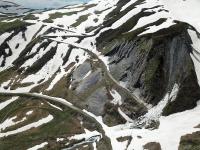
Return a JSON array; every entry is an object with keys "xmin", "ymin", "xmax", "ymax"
[
  {"xmin": 0, "ymin": 19, "xmax": 28, "ymax": 34},
  {"xmin": 0, "ymin": 68, "xmax": 16, "ymax": 85},
  {"xmin": 0, "ymin": 96, "xmax": 84, "ymax": 150},
  {"xmin": 179, "ymin": 131, "xmax": 200, "ymax": 150},
  {"xmin": 43, "ymin": 11, "xmax": 78, "ymax": 23},
  {"xmin": 71, "ymin": 14, "xmax": 90, "ymax": 27},
  {"xmin": 23, "ymin": 14, "xmax": 39, "ymax": 20},
  {"xmin": 43, "ymin": 4, "xmax": 97, "ymax": 23}
]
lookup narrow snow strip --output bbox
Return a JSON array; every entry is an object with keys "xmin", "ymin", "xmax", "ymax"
[
  {"xmin": 67, "ymin": 129, "xmax": 101, "ymax": 150},
  {"xmin": 0, "ymin": 116, "xmax": 26, "ymax": 131},
  {"xmin": 139, "ymin": 19, "xmax": 174, "ymax": 36},
  {"xmin": 121, "ymin": 0, "xmax": 138, "ymax": 11},
  {"xmin": 0, "ymin": 115, "xmax": 53, "ymax": 138},
  {"xmin": 27, "ymin": 142, "xmax": 48, "ymax": 150},
  {"xmin": 141, "ymin": 83, "xmax": 179, "ymax": 124},
  {"xmin": 112, "ymin": 5, "xmax": 142, "ymax": 29},
  {"xmin": 83, "ymin": 70, "xmax": 92, "ymax": 79},
  {"xmin": 46, "ymin": 67, "xmax": 67, "ymax": 91},
  {"xmin": 0, "ymin": 97, "xmax": 18, "ymax": 111},
  {"xmin": 47, "ymin": 102, "xmax": 63, "ymax": 111},
  {"xmin": 110, "ymin": 90, "xmax": 122, "ymax": 105},
  {"xmin": 69, "ymin": 129, "xmax": 101, "ymax": 141},
  {"xmin": 118, "ymin": 108, "xmax": 134, "ymax": 123},
  {"xmin": 130, "ymin": 8, "xmax": 170, "ymax": 31}
]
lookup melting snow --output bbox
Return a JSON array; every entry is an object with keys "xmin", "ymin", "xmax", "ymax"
[
  {"xmin": 27, "ymin": 142, "xmax": 48, "ymax": 150},
  {"xmin": 0, "ymin": 32, "xmax": 13, "ymax": 45},
  {"xmin": 0, "ymin": 115, "xmax": 53, "ymax": 138},
  {"xmin": 0, "ymin": 97, "xmax": 18, "ymax": 111},
  {"xmin": 140, "ymin": 83, "xmax": 179, "ymax": 124},
  {"xmin": 110, "ymin": 90, "xmax": 122, "ymax": 105},
  {"xmin": 26, "ymin": 110, "xmax": 33, "ymax": 115},
  {"xmin": 69, "ymin": 129, "xmax": 101, "ymax": 141},
  {"xmin": 84, "ymin": 101, "xmax": 200, "ymax": 150},
  {"xmin": 0, "ymin": 116, "xmax": 26, "ymax": 131},
  {"xmin": 68, "ymin": 129, "xmax": 101, "ymax": 150},
  {"xmin": 1, "ymin": 23, "xmax": 42, "ymax": 72},
  {"xmin": 47, "ymin": 102, "xmax": 63, "ymax": 111}
]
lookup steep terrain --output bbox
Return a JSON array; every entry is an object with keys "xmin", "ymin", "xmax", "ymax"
[{"xmin": 0, "ymin": 0, "xmax": 200, "ymax": 149}]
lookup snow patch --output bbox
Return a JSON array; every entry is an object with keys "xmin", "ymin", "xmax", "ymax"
[
  {"xmin": 27, "ymin": 142, "xmax": 48, "ymax": 150},
  {"xmin": 0, "ymin": 115, "xmax": 53, "ymax": 138}
]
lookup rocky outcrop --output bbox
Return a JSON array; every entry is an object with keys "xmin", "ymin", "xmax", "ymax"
[{"xmin": 98, "ymin": 22, "xmax": 200, "ymax": 115}]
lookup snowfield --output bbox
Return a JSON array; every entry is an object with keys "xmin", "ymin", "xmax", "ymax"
[
  {"xmin": 162, "ymin": 0, "xmax": 200, "ymax": 32},
  {"xmin": 85, "ymin": 100, "xmax": 200, "ymax": 150}
]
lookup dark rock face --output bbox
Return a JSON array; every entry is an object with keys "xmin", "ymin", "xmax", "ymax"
[
  {"xmin": 98, "ymin": 22, "xmax": 200, "ymax": 115},
  {"xmin": 163, "ymin": 71, "xmax": 200, "ymax": 115}
]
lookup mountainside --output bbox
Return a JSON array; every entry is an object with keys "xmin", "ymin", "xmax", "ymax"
[
  {"xmin": 0, "ymin": 0, "xmax": 200, "ymax": 149},
  {"xmin": 0, "ymin": 0, "xmax": 40, "ymax": 18}
]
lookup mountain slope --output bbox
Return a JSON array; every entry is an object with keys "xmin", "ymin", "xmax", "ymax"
[
  {"xmin": 0, "ymin": 0, "xmax": 200, "ymax": 149},
  {"xmin": 0, "ymin": 0, "xmax": 40, "ymax": 17}
]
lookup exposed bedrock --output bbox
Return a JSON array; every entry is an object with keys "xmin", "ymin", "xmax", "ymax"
[{"xmin": 98, "ymin": 22, "xmax": 200, "ymax": 116}]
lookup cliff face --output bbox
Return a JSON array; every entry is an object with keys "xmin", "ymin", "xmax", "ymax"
[{"xmin": 98, "ymin": 23, "xmax": 200, "ymax": 116}]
